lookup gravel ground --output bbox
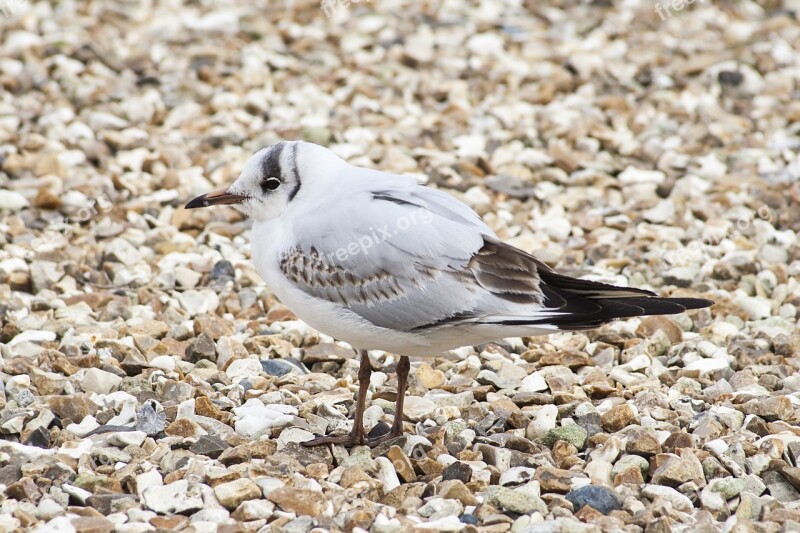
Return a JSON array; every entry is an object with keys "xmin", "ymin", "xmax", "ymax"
[{"xmin": 1, "ymin": 0, "xmax": 800, "ymax": 531}]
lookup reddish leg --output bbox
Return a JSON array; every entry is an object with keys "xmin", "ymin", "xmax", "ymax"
[
  {"xmin": 368, "ymin": 355, "xmax": 410, "ymax": 446},
  {"xmin": 303, "ymin": 350, "xmax": 372, "ymax": 447}
]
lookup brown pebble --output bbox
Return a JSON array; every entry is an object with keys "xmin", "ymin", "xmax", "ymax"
[
  {"xmin": 637, "ymin": 316, "xmax": 684, "ymax": 344},
  {"xmin": 267, "ymin": 487, "xmax": 325, "ymax": 516},
  {"xmin": 195, "ymin": 396, "xmax": 232, "ymax": 423},
  {"xmin": 574, "ymin": 503, "xmax": 606, "ymax": 523},
  {"xmin": 535, "ymin": 466, "xmax": 574, "ymax": 493},
  {"xmin": 438, "ymin": 479, "xmax": 478, "ymax": 506},
  {"xmin": 626, "ymin": 428, "xmax": 662, "ymax": 456},
  {"xmin": 386, "ymin": 446, "xmax": 416, "ymax": 482},
  {"xmin": 149, "ymin": 516, "xmax": 189, "ymax": 530},
  {"xmin": 663, "ymin": 432, "xmax": 695, "ymax": 453},
  {"xmin": 344, "ymin": 508, "xmax": 376, "ymax": 531},
  {"xmin": 194, "ymin": 314, "xmax": 234, "ymax": 339},
  {"xmin": 70, "ymin": 517, "xmax": 114, "ymax": 533},
  {"xmin": 601, "ymin": 404, "xmax": 636, "ymax": 433},
  {"xmin": 614, "ymin": 468, "xmax": 645, "ymax": 486},
  {"xmin": 165, "ymin": 418, "xmax": 204, "ymax": 438},
  {"xmin": 6, "ymin": 477, "xmax": 42, "ymax": 504},
  {"xmin": 48, "ymin": 395, "xmax": 99, "ymax": 424},
  {"xmin": 553, "ymin": 440, "xmax": 581, "ymax": 469}
]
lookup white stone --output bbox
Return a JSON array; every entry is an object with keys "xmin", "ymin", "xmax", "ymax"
[
  {"xmin": 499, "ymin": 467, "xmax": 536, "ymax": 487},
  {"xmin": 527, "ymin": 405, "xmax": 558, "ymax": 438},
  {"xmin": 684, "ymin": 358, "xmax": 730, "ymax": 374},
  {"xmin": 232, "ymin": 499, "xmax": 273, "ymax": 520},
  {"xmin": 363, "ymin": 404, "xmax": 385, "ymax": 429},
  {"xmin": 403, "ymin": 396, "xmax": 436, "ymax": 421},
  {"xmin": 418, "ymin": 498, "xmax": 463, "ymax": 520},
  {"xmin": 608, "ymin": 367, "xmax": 642, "ymax": 387},
  {"xmin": 585, "ymin": 460, "xmax": 613, "ymax": 486},
  {"xmin": 178, "ymin": 289, "xmax": 219, "ymax": 316},
  {"xmin": 57, "ymin": 438, "xmax": 92, "ymax": 459},
  {"xmin": 254, "ymin": 477, "xmax": 285, "ymax": 498},
  {"xmin": 11, "ymin": 341, "xmax": 45, "ymax": 358},
  {"xmin": 2, "ymin": 414, "xmax": 25, "ymax": 433},
  {"xmin": 277, "ymin": 428, "xmax": 315, "ymax": 449},
  {"xmin": 734, "ymin": 295, "xmax": 772, "ymax": 320},
  {"xmin": 642, "ymin": 485, "xmax": 693, "ymax": 512},
  {"xmin": 106, "ymin": 428, "xmax": 147, "ymax": 446},
  {"xmin": 618, "ymin": 166, "xmax": 666, "ymax": 185},
  {"xmin": 700, "ymin": 478, "xmax": 744, "ymax": 511},
  {"xmin": 142, "ymin": 479, "xmax": 204, "ymax": 515},
  {"xmin": 8, "ymin": 330, "xmax": 56, "ymax": 346},
  {"xmin": 32, "ymin": 516, "xmax": 75, "ymax": 533},
  {"xmin": 66, "ymin": 416, "xmax": 100, "ymax": 438},
  {"xmin": 135, "ymin": 469, "xmax": 163, "ymax": 499},
  {"xmin": 414, "ymin": 512, "xmax": 467, "ymax": 532},
  {"xmin": 126, "ymin": 509, "xmax": 157, "ymax": 523},
  {"xmin": 225, "ymin": 358, "xmax": 262, "ymax": 381},
  {"xmin": 376, "ymin": 456, "xmax": 401, "ymax": 494},
  {"xmin": 149, "ymin": 355, "xmax": 177, "ymax": 371},
  {"xmin": 643, "ymin": 200, "xmax": 675, "ymax": 224},
  {"xmin": 711, "ymin": 406, "xmax": 744, "ymax": 430},
  {"xmin": 573, "ymin": 402, "xmax": 597, "ymax": 418},
  {"xmin": 0, "ymin": 190, "xmax": 30, "ymax": 210},
  {"xmin": 705, "ymin": 322, "xmax": 739, "ymax": 344},
  {"xmin": 519, "ymin": 371, "xmax": 548, "ymax": 393},
  {"xmin": 175, "ymin": 266, "xmax": 202, "ymax": 288},
  {"xmin": 62, "ymin": 484, "xmax": 92, "ymax": 504},
  {"xmin": 35, "ymin": 497, "xmax": 67, "ymax": 520},
  {"xmin": 233, "ymin": 399, "xmax": 295, "ymax": 436},
  {"xmin": 81, "ymin": 368, "xmax": 123, "ymax": 394},
  {"xmin": 620, "ymin": 354, "xmax": 651, "ymax": 372},
  {"xmin": 105, "ymin": 389, "xmax": 138, "ymax": 409},
  {"xmin": 105, "ymin": 238, "xmax": 142, "ymax": 266}
]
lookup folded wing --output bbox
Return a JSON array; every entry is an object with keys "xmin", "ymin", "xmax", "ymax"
[{"xmin": 282, "ymin": 181, "xmax": 712, "ymax": 333}]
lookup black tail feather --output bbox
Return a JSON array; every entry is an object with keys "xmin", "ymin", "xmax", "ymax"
[{"xmin": 526, "ymin": 266, "xmax": 713, "ymax": 331}]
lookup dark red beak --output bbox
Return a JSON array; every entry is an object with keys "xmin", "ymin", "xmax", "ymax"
[{"xmin": 185, "ymin": 188, "xmax": 246, "ymax": 209}]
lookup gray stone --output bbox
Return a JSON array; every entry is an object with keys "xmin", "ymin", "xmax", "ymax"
[
  {"xmin": 189, "ymin": 435, "xmax": 230, "ymax": 459},
  {"xmin": 566, "ymin": 485, "xmax": 621, "ymax": 515},
  {"xmin": 763, "ymin": 471, "xmax": 800, "ymax": 503},
  {"xmin": 277, "ymin": 515, "xmax": 315, "ymax": 533},
  {"xmin": 486, "ymin": 486, "xmax": 547, "ymax": 514},
  {"xmin": 261, "ymin": 359, "xmax": 295, "ymax": 377},
  {"xmin": 442, "ymin": 462, "xmax": 472, "ymax": 483},
  {"xmin": 135, "ymin": 401, "xmax": 167, "ymax": 436}
]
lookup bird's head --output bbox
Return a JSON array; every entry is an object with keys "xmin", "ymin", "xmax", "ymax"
[{"xmin": 185, "ymin": 141, "xmax": 342, "ymax": 221}]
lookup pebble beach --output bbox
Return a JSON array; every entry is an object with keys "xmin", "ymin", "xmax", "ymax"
[{"xmin": 1, "ymin": 0, "xmax": 799, "ymax": 531}]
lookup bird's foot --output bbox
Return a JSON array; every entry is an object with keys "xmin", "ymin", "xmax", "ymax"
[
  {"xmin": 303, "ymin": 422, "xmax": 406, "ymax": 448},
  {"xmin": 302, "ymin": 429, "xmax": 367, "ymax": 447},
  {"xmin": 365, "ymin": 422, "xmax": 405, "ymax": 447}
]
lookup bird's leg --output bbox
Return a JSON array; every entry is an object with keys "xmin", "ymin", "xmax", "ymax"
[
  {"xmin": 303, "ymin": 350, "xmax": 372, "ymax": 447},
  {"xmin": 368, "ymin": 355, "xmax": 410, "ymax": 447}
]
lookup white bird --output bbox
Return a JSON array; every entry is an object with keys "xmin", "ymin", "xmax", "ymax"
[{"xmin": 186, "ymin": 141, "xmax": 712, "ymax": 447}]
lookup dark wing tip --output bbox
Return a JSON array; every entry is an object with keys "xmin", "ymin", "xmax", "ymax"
[{"xmin": 662, "ymin": 297, "xmax": 715, "ymax": 311}]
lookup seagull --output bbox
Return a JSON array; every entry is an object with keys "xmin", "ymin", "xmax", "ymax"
[{"xmin": 186, "ymin": 141, "xmax": 713, "ymax": 447}]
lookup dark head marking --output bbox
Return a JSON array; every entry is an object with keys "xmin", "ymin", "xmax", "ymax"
[
  {"xmin": 287, "ymin": 143, "xmax": 301, "ymax": 201},
  {"xmin": 260, "ymin": 142, "xmax": 286, "ymax": 194}
]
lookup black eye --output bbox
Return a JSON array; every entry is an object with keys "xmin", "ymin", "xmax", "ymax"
[{"xmin": 262, "ymin": 177, "xmax": 281, "ymax": 192}]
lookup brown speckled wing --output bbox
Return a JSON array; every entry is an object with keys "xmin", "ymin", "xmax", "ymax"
[{"xmin": 279, "ymin": 246, "xmax": 410, "ymax": 307}]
